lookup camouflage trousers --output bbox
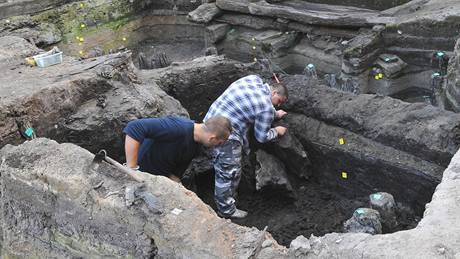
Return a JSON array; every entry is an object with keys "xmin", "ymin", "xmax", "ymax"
[{"xmin": 212, "ymin": 139, "xmax": 243, "ymax": 216}]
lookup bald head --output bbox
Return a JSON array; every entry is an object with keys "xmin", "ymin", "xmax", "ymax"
[{"xmin": 205, "ymin": 115, "xmax": 232, "ymax": 139}]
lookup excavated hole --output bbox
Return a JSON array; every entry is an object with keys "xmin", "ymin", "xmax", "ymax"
[
  {"xmin": 43, "ymin": 14, "xmax": 441, "ymax": 248},
  {"xmin": 193, "ymin": 149, "xmax": 434, "ymax": 246},
  {"xmin": 130, "ymin": 18, "xmax": 207, "ymax": 69},
  {"xmin": 168, "ymin": 78, "xmax": 437, "ymax": 247}
]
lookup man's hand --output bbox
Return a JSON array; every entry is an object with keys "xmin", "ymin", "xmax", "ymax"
[
  {"xmin": 275, "ymin": 126, "xmax": 287, "ymax": 136},
  {"xmin": 123, "ymin": 163, "xmax": 141, "ymax": 173},
  {"xmin": 275, "ymin": 109, "xmax": 288, "ymax": 119}
]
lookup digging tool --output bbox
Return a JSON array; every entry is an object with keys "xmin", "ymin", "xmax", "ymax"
[
  {"xmin": 93, "ymin": 149, "xmax": 144, "ymax": 183},
  {"xmin": 93, "ymin": 151, "xmax": 164, "ymax": 214}
]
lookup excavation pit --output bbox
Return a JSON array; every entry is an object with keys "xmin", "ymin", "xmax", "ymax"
[
  {"xmin": 130, "ymin": 18, "xmax": 207, "ymax": 69},
  {"xmin": 55, "ymin": 15, "xmax": 207, "ymax": 69},
  {"xmin": 163, "ymin": 71, "xmax": 442, "ymax": 248},
  {"xmin": 157, "ymin": 67, "xmax": 444, "ymax": 247},
  {"xmin": 193, "ymin": 156, "xmax": 433, "ymax": 246}
]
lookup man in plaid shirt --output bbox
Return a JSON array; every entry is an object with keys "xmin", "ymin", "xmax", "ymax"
[{"xmin": 204, "ymin": 74, "xmax": 288, "ymax": 219}]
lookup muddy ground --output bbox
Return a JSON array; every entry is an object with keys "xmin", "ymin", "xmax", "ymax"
[{"xmin": 195, "ymin": 168, "xmax": 420, "ymax": 246}]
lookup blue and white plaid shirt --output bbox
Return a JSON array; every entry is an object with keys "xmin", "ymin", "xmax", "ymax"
[{"xmin": 204, "ymin": 75, "xmax": 277, "ymax": 152}]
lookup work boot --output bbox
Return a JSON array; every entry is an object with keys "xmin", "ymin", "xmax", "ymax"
[{"xmin": 218, "ymin": 209, "xmax": 248, "ymax": 219}]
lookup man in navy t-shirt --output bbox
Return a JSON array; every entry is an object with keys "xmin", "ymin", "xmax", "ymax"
[{"xmin": 123, "ymin": 116, "xmax": 231, "ymax": 182}]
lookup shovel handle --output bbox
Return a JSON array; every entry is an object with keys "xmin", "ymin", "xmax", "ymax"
[{"xmin": 97, "ymin": 150, "xmax": 144, "ymax": 182}]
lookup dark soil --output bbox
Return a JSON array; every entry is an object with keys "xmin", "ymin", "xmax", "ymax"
[
  {"xmin": 195, "ymin": 170, "xmax": 421, "ymax": 246},
  {"xmin": 234, "ymin": 182, "xmax": 368, "ymax": 246}
]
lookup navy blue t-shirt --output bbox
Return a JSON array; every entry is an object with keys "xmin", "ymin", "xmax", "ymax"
[{"xmin": 123, "ymin": 117, "xmax": 198, "ymax": 177}]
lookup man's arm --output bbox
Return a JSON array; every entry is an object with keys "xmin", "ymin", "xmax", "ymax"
[
  {"xmin": 124, "ymin": 135, "xmax": 140, "ymax": 168},
  {"xmin": 254, "ymin": 110, "xmax": 280, "ymax": 143}
]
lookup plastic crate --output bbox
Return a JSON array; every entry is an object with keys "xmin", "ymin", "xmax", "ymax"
[{"xmin": 33, "ymin": 51, "xmax": 63, "ymax": 68}]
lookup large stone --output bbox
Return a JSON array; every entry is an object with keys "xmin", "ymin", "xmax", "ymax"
[
  {"xmin": 254, "ymin": 30, "xmax": 299, "ymax": 58},
  {"xmin": 31, "ymin": 22, "xmax": 62, "ymax": 46},
  {"xmin": 216, "ymin": 0, "xmax": 250, "ymax": 14},
  {"xmin": 0, "ymin": 0, "xmax": 79, "ymax": 19},
  {"xmin": 266, "ymin": 128, "xmax": 312, "ymax": 179},
  {"xmin": 335, "ymin": 27, "xmax": 385, "ymax": 93},
  {"xmin": 369, "ymin": 192, "xmax": 398, "ymax": 231},
  {"xmin": 341, "ymin": 28, "xmax": 383, "ymax": 80},
  {"xmin": 0, "ymin": 19, "xmax": 62, "ymax": 46},
  {"xmin": 0, "ymin": 35, "xmax": 40, "ymax": 64},
  {"xmin": 205, "ymin": 23, "xmax": 230, "ymax": 43},
  {"xmin": 188, "ymin": 3, "xmax": 222, "ymax": 24},
  {"xmin": 344, "ymin": 208, "xmax": 382, "ymax": 234},
  {"xmin": 286, "ymin": 36, "xmax": 342, "ymax": 75},
  {"xmin": 0, "ymin": 138, "xmax": 286, "ymax": 258},
  {"xmin": 255, "ymin": 149, "xmax": 293, "ymax": 194},
  {"xmin": 215, "ymin": 13, "xmax": 275, "ymax": 30},
  {"xmin": 218, "ymin": 0, "xmax": 393, "ymax": 29},
  {"xmin": 303, "ymin": 0, "xmax": 411, "ymax": 11},
  {"xmin": 373, "ymin": 54, "xmax": 408, "ymax": 79},
  {"xmin": 247, "ymin": 0, "xmax": 394, "ymax": 28},
  {"xmin": 289, "ymin": 235, "xmax": 311, "ymax": 257},
  {"xmin": 217, "ymin": 28, "xmax": 298, "ymax": 63}
]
